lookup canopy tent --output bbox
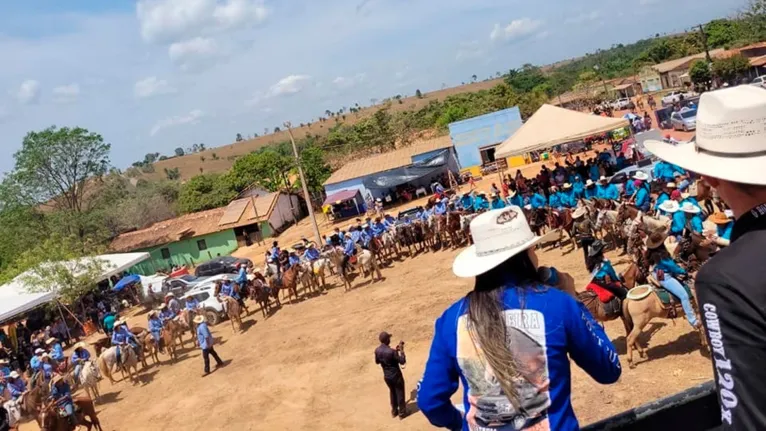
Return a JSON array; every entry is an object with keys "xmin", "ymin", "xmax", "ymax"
[
  {"xmin": 496, "ymin": 105, "xmax": 630, "ymax": 158},
  {"xmin": 112, "ymin": 274, "xmax": 141, "ymax": 292},
  {"xmin": 0, "ymin": 252, "xmax": 150, "ymax": 323},
  {"xmin": 324, "ymin": 189, "xmax": 365, "ymax": 218},
  {"xmin": 323, "ymin": 189, "xmax": 361, "ymax": 206},
  {"xmin": 362, "ymin": 149, "xmax": 450, "ymax": 189}
]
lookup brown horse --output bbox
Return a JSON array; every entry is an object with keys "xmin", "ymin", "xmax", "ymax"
[
  {"xmin": 139, "ymin": 333, "xmax": 160, "ymax": 366},
  {"xmin": 218, "ymin": 296, "xmax": 243, "ymax": 333},
  {"xmin": 445, "ymin": 212, "xmax": 464, "ymax": 248},
  {"xmin": 162, "ymin": 320, "xmax": 182, "ymax": 362},
  {"xmin": 250, "ymin": 276, "xmax": 274, "ymax": 318},
  {"xmin": 280, "ymin": 265, "xmax": 301, "ymax": 303},
  {"xmin": 622, "ymin": 276, "xmax": 707, "ymax": 368},
  {"xmin": 37, "ymin": 396, "xmax": 103, "ymax": 431},
  {"xmin": 545, "ymin": 208, "xmax": 576, "ymax": 251},
  {"xmin": 577, "ymin": 263, "xmax": 642, "ymax": 323}
]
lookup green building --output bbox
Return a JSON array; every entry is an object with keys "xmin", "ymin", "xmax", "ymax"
[{"xmin": 110, "ymin": 192, "xmax": 303, "ymax": 275}]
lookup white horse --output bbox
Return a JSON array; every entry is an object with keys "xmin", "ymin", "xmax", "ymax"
[
  {"xmin": 97, "ymin": 345, "xmax": 139, "ymax": 385},
  {"xmin": 79, "ymin": 360, "xmax": 102, "ymax": 403},
  {"xmin": 3, "ymin": 399, "xmax": 22, "ymax": 428},
  {"xmin": 354, "ymin": 246, "xmax": 383, "ymax": 281},
  {"xmin": 311, "ymin": 257, "xmax": 333, "ymax": 289}
]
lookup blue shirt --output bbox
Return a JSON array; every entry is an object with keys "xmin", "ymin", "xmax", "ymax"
[
  {"xmin": 343, "ymin": 238, "xmax": 355, "ymax": 257},
  {"xmin": 490, "ymin": 198, "xmax": 506, "ymax": 210},
  {"xmin": 383, "ymin": 217, "xmax": 396, "ymax": 229},
  {"xmin": 635, "ymin": 186, "xmax": 650, "ymax": 210},
  {"xmin": 589, "ymin": 164, "xmax": 600, "ymax": 181},
  {"xmin": 42, "ymin": 362, "xmax": 54, "ymax": 379},
  {"xmin": 288, "ymin": 255, "xmax": 301, "ymax": 267},
  {"xmin": 237, "ymin": 267, "xmax": 248, "ymax": 286},
  {"xmin": 434, "ymin": 202, "xmax": 448, "ymax": 215},
  {"xmin": 624, "ymin": 180, "xmax": 636, "ymax": 197},
  {"xmin": 584, "ymin": 187, "xmax": 597, "ymax": 199},
  {"xmin": 418, "ymin": 285, "xmax": 621, "ymax": 431},
  {"xmin": 350, "ymin": 230, "xmax": 362, "ymax": 243},
  {"xmin": 185, "ymin": 297, "xmax": 199, "ymax": 310},
  {"xmin": 560, "ymin": 190, "xmax": 576, "ymax": 208},
  {"xmin": 595, "ymin": 259, "xmax": 619, "ymax": 282},
  {"xmin": 508, "ymin": 194, "xmax": 523, "ymax": 207},
  {"xmin": 196, "ymin": 322, "xmax": 213, "ymax": 350},
  {"xmin": 717, "ymin": 221, "xmax": 734, "ymax": 240},
  {"xmin": 159, "ymin": 308, "xmax": 176, "ymax": 322},
  {"xmin": 1, "ymin": 366, "xmax": 10, "ymax": 377},
  {"xmin": 30, "ymin": 355, "xmax": 42, "ymax": 371},
  {"xmin": 548, "ymin": 193, "xmax": 561, "ymax": 208},
  {"xmin": 270, "ymin": 246, "xmax": 280, "ymax": 260},
  {"xmin": 51, "ymin": 382, "xmax": 73, "ymax": 406},
  {"xmin": 670, "ymin": 211, "xmax": 687, "ymax": 235},
  {"xmin": 149, "ymin": 317, "xmax": 163, "ymax": 335},
  {"xmin": 303, "ymin": 247, "xmax": 321, "ymax": 261},
  {"xmin": 8, "ymin": 379, "xmax": 26, "ymax": 399},
  {"xmin": 530, "ymin": 193, "xmax": 547, "ymax": 209},
  {"xmin": 654, "ymin": 257, "xmax": 686, "ymax": 276},
  {"xmin": 50, "ymin": 343, "xmax": 65, "ymax": 361},
  {"xmin": 572, "ymin": 180, "xmax": 584, "ymax": 199},
  {"xmin": 473, "ymin": 197, "xmax": 489, "ymax": 212},
  {"xmin": 615, "ymin": 156, "xmax": 626, "ymax": 170},
  {"xmin": 220, "ymin": 282, "xmax": 240, "ymax": 300},
  {"xmin": 111, "ymin": 326, "xmax": 136, "ymax": 346},
  {"xmin": 459, "ymin": 196, "xmax": 474, "ymax": 211},
  {"xmin": 71, "ymin": 349, "xmax": 91, "ymax": 365},
  {"xmin": 597, "ymin": 184, "xmax": 619, "ymax": 201}
]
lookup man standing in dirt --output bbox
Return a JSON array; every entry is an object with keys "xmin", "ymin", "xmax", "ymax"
[{"xmin": 374, "ymin": 331, "xmax": 407, "ymax": 419}]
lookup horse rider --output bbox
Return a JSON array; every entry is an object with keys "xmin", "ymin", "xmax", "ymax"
[
  {"xmin": 148, "ymin": 311, "xmax": 164, "ymax": 353},
  {"xmin": 674, "ymin": 171, "xmax": 690, "ymax": 192},
  {"xmin": 571, "ymin": 207, "xmax": 595, "ymax": 263},
  {"xmin": 472, "ymin": 192, "xmax": 489, "ymax": 212},
  {"xmin": 383, "ymin": 213, "xmax": 397, "ymax": 230},
  {"xmin": 572, "ymin": 174, "xmax": 585, "ymax": 199},
  {"xmin": 111, "ymin": 318, "xmax": 139, "ymax": 366},
  {"xmin": 50, "ymin": 374, "xmax": 76, "ymax": 427},
  {"xmin": 269, "ymin": 241, "xmax": 281, "ymax": 276},
  {"xmin": 70, "ymin": 342, "xmax": 92, "ymax": 381},
  {"xmin": 653, "ymin": 159, "xmax": 684, "ymax": 183},
  {"xmin": 29, "ymin": 348, "xmax": 44, "ymax": 377},
  {"xmin": 548, "ymin": 185, "xmax": 561, "ymax": 209},
  {"xmin": 560, "ymin": 183, "xmax": 576, "ymax": 208},
  {"xmin": 185, "ymin": 294, "xmax": 201, "ymax": 315},
  {"xmin": 708, "ymin": 211, "xmax": 734, "ymax": 247},
  {"xmin": 645, "ymin": 232, "xmax": 699, "ymax": 329},
  {"xmin": 361, "ymin": 224, "xmax": 375, "ymax": 248},
  {"xmin": 507, "ymin": 189, "xmax": 523, "ymax": 207},
  {"xmin": 287, "ymin": 250, "xmax": 301, "ymax": 268},
  {"xmin": 236, "ymin": 262, "xmax": 249, "ymax": 290},
  {"xmin": 433, "ymin": 197, "xmax": 449, "ymax": 215},
  {"xmin": 458, "ymin": 192, "xmax": 474, "ymax": 212},
  {"xmin": 158, "ymin": 303, "xmax": 176, "ymax": 323},
  {"xmin": 678, "ymin": 202, "xmax": 704, "ymax": 237},
  {"xmin": 596, "ymin": 176, "xmax": 619, "ymax": 201},
  {"xmin": 0, "ymin": 358, "xmax": 9, "ymax": 377},
  {"xmin": 631, "ymin": 172, "xmax": 651, "ymax": 212},
  {"xmin": 586, "ymin": 240, "xmax": 628, "ymax": 300},
  {"xmin": 489, "ymin": 192, "xmax": 506, "ymax": 210},
  {"xmin": 341, "ymin": 231, "xmax": 356, "ymax": 275},
  {"xmin": 655, "ymin": 182, "xmax": 675, "ymax": 215},
  {"xmin": 46, "ymin": 337, "xmax": 66, "ymax": 367},
  {"xmin": 303, "ymin": 241, "xmax": 321, "ymax": 262},
  {"xmin": 166, "ymin": 293, "xmax": 181, "ymax": 315},
  {"xmin": 39, "ymin": 353, "xmax": 54, "ymax": 382},
  {"xmin": 6, "ymin": 371, "xmax": 26, "ymax": 401},
  {"xmin": 584, "ymin": 179, "xmax": 598, "ymax": 200}
]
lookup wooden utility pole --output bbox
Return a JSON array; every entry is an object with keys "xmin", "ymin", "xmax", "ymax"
[
  {"xmin": 698, "ymin": 24, "xmax": 712, "ymax": 63},
  {"xmin": 285, "ymin": 122, "xmax": 323, "ymax": 245}
]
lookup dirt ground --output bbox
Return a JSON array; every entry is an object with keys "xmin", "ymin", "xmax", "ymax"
[{"xmin": 19, "ymin": 145, "xmax": 712, "ymax": 431}]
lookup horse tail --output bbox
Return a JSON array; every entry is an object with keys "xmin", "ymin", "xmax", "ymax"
[
  {"xmin": 96, "ymin": 353, "xmax": 111, "ymax": 382},
  {"xmin": 621, "ymin": 299, "xmax": 634, "ymax": 336}
]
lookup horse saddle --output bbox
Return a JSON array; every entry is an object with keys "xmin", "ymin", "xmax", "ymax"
[
  {"xmin": 627, "ymin": 278, "xmax": 693, "ymax": 315},
  {"xmin": 349, "ymin": 255, "xmax": 358, "ymax": 265}
]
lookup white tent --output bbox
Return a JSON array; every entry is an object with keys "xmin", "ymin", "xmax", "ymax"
[
  {"xmin": 496, "ymin": 104, "xmax": 630, "ymax": 158},
  {"xmin": 0, "ymin": 252, "xmax": 150, "ymax": 323}
]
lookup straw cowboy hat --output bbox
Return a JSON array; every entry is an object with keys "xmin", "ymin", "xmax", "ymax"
[
  {"xmin": 666, "ymin": 182, "xmax": 677, "ymax": 188},
  {"xmin": 193, "ymin": 315, "xmax": 206, "ymax": 325},
  {"xmin": 562, "ymin": 183, "xmax": 572, "ymax": 190},
  {"xmin": 335, "ymin": 200, "xmax": 341, "ymax": 205},
  {"xmin": 508, "ymin": 190, "xmax": 517, "ymax": 197},
  {"xmin": 45, "ymin": 337, "xmax": 58, "ymax": 345},
  {"xmin": 0, "ymin": 358, "xmax": 8, "ymax": 364},
  {"xmin": 452, "ymin": 206, "xmax": 541, "ymax": 278},
  {"xmin": 9, "ymin": 371, "xmax": 20, "ymax": 379},
  {"xmin": 599, "ymin": 176, "xmax": 608, "ymax": 182},
  {"xmin": 680, "ymin": 202, "xmax": 701, "ymax": 214},
  {"xmin": 74, "ymin": 341, "xmax": 88, "ymax": 350},
  {"xmin": 709, "ymin": 212, "xmax": 731, "ymax": 225},
  {"xmin": 658, "ymin": 200, "xmax": 680, "ymax": 213},
  {"xmin": 573, "ymin": 207, "xmax": 587, "ymax": 219},
  {"xmin": 165, "ymin": 292, "xmax": 175, "ymax": 298},
  {"xmin": 34, "ymin": 348, "xmax": 45, "ymax": 355},
  {"xmin": 585, "ymin": 179, "xmax": 595, "ymax": 187},
  {"xmin": 646, "ymin": 86, "xmax": 766, "ymax": 185},
  {"xmin": 632, "ymin": 171, "xmax": 649, "ymax": 181},
  {"xmin": 646, "ymin": 231, "xmax": 667, "ymax": 249}
]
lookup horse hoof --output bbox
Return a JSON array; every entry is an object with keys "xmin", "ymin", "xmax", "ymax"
[{"xmin": 628, "ymin": 362, "xmax": 636, "ymax": 369}]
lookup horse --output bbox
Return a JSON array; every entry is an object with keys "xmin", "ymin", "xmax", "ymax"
[
  {"xmin": 433, "ymin": 214, "xmax": 449, "ymax": 247},
  {"xmin": 37, "ymin": 396, "xmax": 103, "ymax": 431},
  {"xmin": 280, "ymin": 265, "xmax": 301, "ymax": 303},
  {"xmin": 577, "ymin": 263, "xmax": 643, "ymax": 324},
  {"xmin": 310, "ymin": 257, "xmax": 333, "ymax": 290},
  {"xmin": 353, "ymin": 246, "xmax": 383, "ymax": 282},
  {"xmin": 622, "ymin": 276, "xmax": 707, "ymax": 368},
  {"xmin": 394, "ymin": 224, "xmax": 419, "ymax": 255},
  {"xmin": 297, "ymin": 261, "xmax": 319, "ymax": 294},
  {"xmin": 379, "ymin": 231, "xmax": 401, "ymax": 260},
  {"xmin": 544, "ymin": 208, "xmax": 576, "ymax": 252},
  {"xmin": 129, "ymin": 326, "xmax": 150, "ymax": 369},
  {"xmin": 139, "ymin": 332, "xmax": 161, "ymax": 366},
  {"xmin": 97, "ymin": 345, "xmax": 139, "ymax": 385},
  {"xmin": 674, "ymin": 231, "xmax": 717, "ymax": 272},
  {"xmin": 161, "ymin": 319, "xmax": 184, "ymax": 362},
  {"xmin": 326, "ymin": 246, "xmax": 353, "ymax": 291},
  {"xmin": 445, "ymin": 212, "xmax": 464, "ymax": 249},
  {"xmin": 78, "ymin": 360, "xmax": 102, "ymax": 404},
  {"xmin": 219, "ymin": 296, "xmax": 243, "ymax": 333}
]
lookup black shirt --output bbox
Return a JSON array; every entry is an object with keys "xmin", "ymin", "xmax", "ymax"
[
  {"xmin": 374, "ymin": 344, "xmax": 405, "ymax": 380},
  {"xmin": 696, "ymin": 203, "xmax": 766, "ymax": 429}
]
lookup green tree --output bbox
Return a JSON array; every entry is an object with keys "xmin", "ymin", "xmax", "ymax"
[
  {"xmin": 174, "ymin": 147, "xmax": 185, "ymax": 157},
  {"xmin": 227, "ymin": 150, "xmax": 294, "ymax": 192},
  {"xmin": 705, "ymin": 19, "xmax": 740, "ymax": 48},
  {"xmin": 689, "ymin": 60, "xmax": 712, "ymax": 88},
  {"xmin": 177, "ymin": 174, "xmax": 237, "ymax": 214},
  {"xmin": 164, "ymin": 167, "xmax": 181, "ymax": 180},
  {"xmin": 297, "ymin": 145, "xmax": 332, "ymax": 193},
  {"xmin": 236, "ymin": 133, "xmax": 244, "ymax": 142},
  {"xmin": 505, "ymin": 64, "xmax": 548, "ymax": 93},
  {"xmin": 415, "ymin": 89, "xmax": 423, "ymax": 98},
  {"xmin": 712, "ymin": 54, "xmax": 751, "ymax": 84}
]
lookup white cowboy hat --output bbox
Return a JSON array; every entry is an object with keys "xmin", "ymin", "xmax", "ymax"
[
  {"xmin": 45, "ymin": 337, "xmax": 58, "ymax": 345},
  {"xmin": 585, "ymin": 179, "xmax": 595, "ymax": 186},
  {"xmin": 9, "ymin": 371, "xmax": 19, "ymax": 379},
  {"xmin": 115, "ymin": 318, "xmax": 128, "ymax": 326},
  {"xmin": 599, "ymin": 176, "xmax": 607, "ymax": 182},
  {"xmin": 562, "ymin": 183, "xmax": 572, "ymax": 189},
  {"xmin": 375, "ymin": 198, "xmax": 382, "ymax": 202},
  {"xmin": 646, "ymin": 86, "xmax": 766, "ymax": 185},
  {"xmin": 680, "ymin": 202, "xmax": 701, "ymax": 214},
  {"xmin": 524, "ymin": 204, "xmax": 532, "ymax": 210},
  {"xmin": 74, "ymin": 341, "xmax": 88, "ymax": 350},
  {"xmin": 658, "ymin": 200, "xmax": 680, "ymax": 213},
  {"xmin": 165, "ymin": 292, "xmax": 175, "ymax": 297},
  {"xmin": 573, "ymin": 207, "xmax": 587, "ymax": 219},
  {"xmin": 34, "ymin": 348, "xmax": 45, "ymax": 355},
  {"xmin": 508, "ymin": 190, "xmax": 517, "ymax": 197},
  {"xmin": 193, "ymin": 315, "xmax": 206, "ymax": 325},
  {"xmin": 632, "ymin": 171, "xmax": 649, "ymax": 181},
  {"xmin": 0, "ymin": 358, "xmax": 8, "ymax": 364},
  {"xmin": 666, "ymin": 182, "xmax": 677, "ymax": 188},
  {"xmin": 453, "ymin": 207, "xmax": 541, "ymax": 278}
]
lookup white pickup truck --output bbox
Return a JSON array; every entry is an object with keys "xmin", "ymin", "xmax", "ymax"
[{"xmin": 661, "ymin": 90, "xmax": 694, "ymax": 105}]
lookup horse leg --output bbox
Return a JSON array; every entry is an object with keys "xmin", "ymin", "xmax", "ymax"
[{"xmin": 626, "ymin": 311, "xmax": 651, "ymax": 368}]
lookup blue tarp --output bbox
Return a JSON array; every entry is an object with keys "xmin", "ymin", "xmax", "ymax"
[
  {"xmin": 112, "ymin": 274, "xmax": 141, "ymax": 291},
  {"xmin": 362, "ymin": 149, "xmax": 451, "ymax": 189}
]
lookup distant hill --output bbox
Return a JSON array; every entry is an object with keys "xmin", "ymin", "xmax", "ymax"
[{"xmin": 138, "ymin": 78, "xmax": 505, "ymax": 181}]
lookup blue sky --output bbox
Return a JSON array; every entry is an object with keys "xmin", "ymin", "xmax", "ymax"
[{"xmin": 0, "ymin": 0, "xmax": 746, "ymax": 172}]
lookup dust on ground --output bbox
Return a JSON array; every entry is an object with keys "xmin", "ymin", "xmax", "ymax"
[{"xmin": 21, "ymin": 132, "xmax": 709, "ymax": 430}]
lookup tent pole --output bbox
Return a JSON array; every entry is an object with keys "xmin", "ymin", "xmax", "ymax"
[{"xmin": 55, "ymin": 300, "xmax": 82, "ymax": 341}]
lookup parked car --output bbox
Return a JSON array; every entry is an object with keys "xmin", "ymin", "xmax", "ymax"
[
  {"xmin": 181, "ymin": 282, "xmax": 228, "ymax": 326},
  {"xmin": 670, "ymin": 108, "xmax": 697, "ymax": 131},
  {"xmin": 194, "ymin": 256, "xmax": 253, "ymax": 277},
  {"xmin": 612, "ymin": 98, "xmax": 631, "ymax": 110},
  {"xmin": 163, "ymin": 274, "xmax": 235, "ymax": 297},
  {"xmin": 609, "ymin": 160, "xmax": 658, "ymax": 195},
  {"xmin": 661, "ymin": 90, "xmax": 694, "ymax": 105},
  {"xmin": 751, "ymin": 76, "xmax": 766, "ymax": 88}
]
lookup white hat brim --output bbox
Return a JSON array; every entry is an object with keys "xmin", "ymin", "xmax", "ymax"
[
  {"xmin": 645, "ymin": 139, "xmax": 766, "ymax": 185},
  {"xmin": 452, "ymin": 236, "xmax": 541, "ymax": 278}
]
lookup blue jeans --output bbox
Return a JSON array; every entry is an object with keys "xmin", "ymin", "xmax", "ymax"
[
  {"xmin": 64, "ymin": 402, "xmax": 74, "ymax": 416},
  {"xmin": 654, "ymin": 271, "xmax": 697, "ymax": 327},
  {"xmin": 74, "ymin": 364, "xmax": 82, "ymax": 380}
]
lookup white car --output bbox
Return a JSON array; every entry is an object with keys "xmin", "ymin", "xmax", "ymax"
[
  {"xmin": 661, "ymin": 91, "xmax": 694, "ymax": 105},
  {"xmin": 751, "ymin": 76, "xmax": 766, "ymax": 89},
  {"xmin": 612, "ymin": 98, "xmax": 631, "ymax": 110},
  {"xmin": 181, "ymin": 280, "xmax": 233, "ymax": 326}
]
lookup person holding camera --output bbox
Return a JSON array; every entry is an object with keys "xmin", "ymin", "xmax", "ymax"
[{"xmin": 374, "ymin": 331, "xmax": 407, "ymax": 419}]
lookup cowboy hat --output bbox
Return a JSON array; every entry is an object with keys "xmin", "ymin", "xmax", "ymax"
[
  {"xmin": 632, "ymin": 171, "xmax": 649, "ymax": 181},
  {"xmin": 8, "ymin": 371, "xmax": 19, "ymax": 379},
  {"xmin": 34, "ymin": 348, "xmax": 45, "ymax": 355},
  {"xmin": 375, "ymin": 198, "xmax": 382, "ymax": 202},
  {"xmin": 115, "ymin": 318, "xmax": 127, "ymax": 326},
  {"xmin": 45, "ymin": 337, "xmax": 58, "ymax": 345},
  {"xmin": 524, "ymin": 204, "xmax": 532, "ymax": 210},
  {"xmin": 588, "ymin": 240, "xmax": 605, "ymax": 257},
  {"xmin": 74, "ymin": 341, "xmax": 88, "ymax": 350},
  {"xmin": 508, "ymin": 190, "xmax": 517, "ymax": 197},
  {"xmin": 666, "ymin": 182, "xmax": 677, "ymax": 188},
  {"xmin": 562, "ymin": 183, "xmax": 572, "ymax": 189},
  {"xmin": 52, "ymin": 375, "xmax": 64, "ymax": 384},
  {"xmin": 646, "ymin": 86, "xmax": 766, "ymax": 185},
  {"xmin": 680, "ymin": 202, "xmax": 701, "ymax": 214},
  {"xmin": 476, "ymin": 191, "xmax": 487, "ymax": 195},
  {"xmin": 193, "ymin": 315, "xmax": 206, "ymax": 325},
  {"xmin": 334, "ymin": 200, "xmax": 342, "ymax": 205},
  {"xmin": 41, "ymin": 353, "xmax": 49, "ymax": 359},
  {"xmin": 452, "ymin": 206, "xmax": 541, "ymax": 278},
  {"xmin": 599, "ymin": 176, "xmax": 607, "ymax": 182},
  {"xmin": 585, "ymin": 179, "xmax": 595, "ymax": 187},
  {"xmin": 148, "ymin": 310, "xmax": 158, "ymax": 317},
  {"xmin": 646, "ymin": 231, "xmax": 667, "ymax": 249},
  {"xmin": 658, "ymin": 200, "xmax": 680, "ymax": 213},
  {"xmin": 573, "ymin": 207, "xmax": 587, "ymax": 219},
  {"xmin": 0, "ymin": 358, "xmax": 8, "ymax": 364},
  {"xmin": 709, "ymin": 212, "xmax": 731, "ymax": 225},
  {"xmin": 159, "ymin": 303, "xmax": 167, "ymax": 309}
]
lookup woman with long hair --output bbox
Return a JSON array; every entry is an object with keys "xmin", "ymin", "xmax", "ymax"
[{"xmin": 419, "ymin": 207, "xmax": 621, "ymax": 431}]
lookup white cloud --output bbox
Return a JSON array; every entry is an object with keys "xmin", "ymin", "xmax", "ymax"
[
  {"xmin": 490, "ymin": 18, "xmax": 543, "ymax": 42},
  {"xmin": 52, "ymin": 83, "xmax": 81, "ymax": 103},
  {"xmin": 269, "ymin": 74, "xmax": 312, "ymax": 96},
  {"xmin": 168, "ymin": 36, "xmax": 220, "ymax": 70},
  {"xmin": 566, "ymin": 10, "xmax": 602, "ymax": 24},
  {"xmin": 15, "ymin": 80, "xmax": 41, "ymax": 104},
  {"xmin": 150, "ymin": 109, "xmax": 205, "ymax": 136},
  {"xmin": 137, "ymin": 0, "xmax": 269, "ymax": 44},
  {"xmin": 134, "ymin": 76, "xmax": 177, "ymax": 99},
  {"xmin": 333, "ymin": 73, "xmax": 366, "ymax": 89}
]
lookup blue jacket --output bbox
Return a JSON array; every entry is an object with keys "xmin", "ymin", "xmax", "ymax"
[
  {"xmin": 236, "ymin": 267, "xmax": 248, "ymax": 286},
  {"xmin": 303, "ymin": 247, "xmax": 321, "ymax": 261},
  {"xmin": 595, "ymin": 259, "xmax": 619, "ymax": 282},
  {"xmin": 459, "ymin": 196, "xmax": 474, "ymax": 211},
  {"xmin": 560, "ymin": 190, "xmax": 576, "ymax": 208},
  {"xmin": 508, "ymin": 194, "xmax": 523, "ymax": 207},
  {"xmin": 670, "ymin": 211, "xmax": 686, "ymax": 235},
  {"xmin": 111, "ymin": 326, "xmax": 137, "ymax": 346},
  {"xmin": 717, "ymin": 222, "xmax": 734, "ymax": 240},
  {"xmin": 71, "ymin": 349, "xmax": 91, "ymax": 365},
  {"xmin": 635, "ymin": 186, "xmax": 650, "ymax": 211},
  {"xmin": 548, "ymin": 193, "xmax": 561, "ymax": 208},
  {"xmin": 597, "ymin": 184, "xmax": 619, "ymax": 201},
  {"xmin": 149, "ymin": 317, "xmax": 163, "ymax": 340},
  {"xmin": 159, "ymin": 307, "xmax": 176, "ymax": 322},
  {"xmin": 589, "ymin": 165, "xmax": 600, "ymax": 181},
  {"xmin": 490, "ymin": 198, "xmax": 506, "ymax": 210},
  {"xmin": 288, "ymin": 255, "xmax": 301, "ymax": 267},
  {"xmin": 50, "ymin": 343, "xmax": 65, "ymax": 361},
  {"xmin": 196, "ymin": 322, "xmax": 213, "ymax": 350},
  {"xmin": 185, "ymin": 297, "xmax": 199, "ymax": 310},
  {"xmin": 624, "ymin": 180, "xmax": 636, "ymax": 197},
  {"xmin": 473, "ymin": 197, "xmax": 489, "ymax": 212},
  {"xmin": 30, "ymin": 355, "xmax": 42, "ymax": 371},
  {"xmin": 343, "ymin": 238, "xmax": 355, "ymax": 257},
  {"xmin": 434, "ymin": 202, "xmax": 448, "ymax": 215},
  {"xmin": 51, "ymin": 382, "xmax": 73, "ymax": 406},
  {"xmin": 418, "ymin": 285, "xmax": 621, "ymax": 431},
  {"xmin": 8, "ymin": 379, "xmax": 26, "ymax": 399},
  {"xmin": 654, "ymin": 257, "xmax": 686, "ymax": 276},
  {"xmin": 584, "ymin": 187, "xmax": 597, "ymax": 199},
  {"xmin": 572, "ymin": 180, "xmax": 584, "ymax": 199},
  {"xmin": 530, "ymin": 194, "xmax": 547, "ymax": 209}
]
